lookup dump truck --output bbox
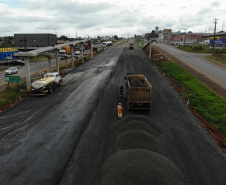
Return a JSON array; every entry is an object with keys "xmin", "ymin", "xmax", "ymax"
[
  {"xmin": 31, "ymin": 72, "xmax": 62, "ymax": 95},
  {"xmin": 61, "ymin": 46, "xmax": 71, "ymax": 54},
  {"xmin": 125, "ymin": 73, "xmax": 152, "ymax": 109},
  {"xmin": 129, "ymin": 43, "xmax": 134, "ymax": 50}
]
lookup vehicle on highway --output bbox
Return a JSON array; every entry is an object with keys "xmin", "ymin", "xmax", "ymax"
[
  {"xmin": 59, "ymin": 50, "xmax": 66, "ymax": 55},
  {"xmin": 5, "ymin": 67, "xmax": 18, "ymax": 75},
  {"xmin": 125, "ymin": 73, "xmax": 152, "ymax": 109},
  {"xmin": 11, "ymin": 60, "xmax": 25, "ymax": 66},
  {"xmin": 129, "ymin": 43, "xmax": 134, "ymax": 50},
  {"xmin": 103, "ymin": 41, "xmax": 112, "ymax": 48},
  {"xmin": 74, "ymin": 51, "xmax": 81, "ymax": 55},
  {"xmin": 31, "ymin": 72, "xmax": 62, "ymax": 95}
]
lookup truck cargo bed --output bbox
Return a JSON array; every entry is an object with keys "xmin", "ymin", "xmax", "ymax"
[{"xmin": 126, "ymin": 73, "xmax": 152, "ymax": 110}]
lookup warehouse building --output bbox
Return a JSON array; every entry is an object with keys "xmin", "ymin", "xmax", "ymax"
[{"xmin": 14, "ymin": 33, "xmax": 57, "ymax": 51}]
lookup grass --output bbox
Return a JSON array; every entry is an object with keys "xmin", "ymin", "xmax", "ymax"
[
  {"xmin": 177, "ymin": 45, "xmax": 212, "ymax": 53},
  {"xmin": 205, "ymin": 54, "xmax": 226, "ymax": 66},
  {"xmin": 0, "ymin": 82, "xmax": 29, "ymax": 109},
  {"xmin": 157, "ymin": 61, "xmax": 226, "ymax": 137},
  {"xmin": 29, "ymin": 56, "xmax": 48, "ymax": 63},
  {"xmin": 135, "ymin": 39, "xmax": 146, "ymax": 47}
]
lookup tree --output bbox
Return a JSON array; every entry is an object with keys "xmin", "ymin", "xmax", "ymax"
[
  {"xmin": 114, "ymin": 35, "xmax": 119, "ymax": 40},
  {"xmin": 58, "ymin": 35, "xmax": 68, "ymax": 41}
]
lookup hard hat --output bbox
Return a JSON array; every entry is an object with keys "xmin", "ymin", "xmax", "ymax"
[{"xmin": 119, "ymin": 103, "xmax": 121, "ymax": 105}]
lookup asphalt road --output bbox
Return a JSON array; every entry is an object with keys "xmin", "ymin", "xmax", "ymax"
[
  {"xmin": 153, "ymin": 43, "xmax": 226, "ymax": 89},
  {"xmin": 0, "ymin": 41, "xmax": 225, "ymax": 185},
  {"xmin": 0, "ymin": 47, "xmax": 100, "ymax": 85}
]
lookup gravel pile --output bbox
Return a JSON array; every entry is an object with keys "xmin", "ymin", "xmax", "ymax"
[
  {"xmin": 115, "ymin": 129, "xmax": 161, "ymax": 152},
  {"xmin": 100, "ymin": 149, "xmax": 184, "ymax": 185},
  {"xmin": 100, "ymin": 115, "xmax": 184, "ymax": 185},
  {"xmin": 114, "ymin": 120, "xmax": 161, "ymax": 138},
  {"xmin": 111, "ymin": 115, "xmax": 162, "ymax": 136}
]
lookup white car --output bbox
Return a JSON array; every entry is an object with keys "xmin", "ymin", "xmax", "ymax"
[
  {"xmin": 74, "ymin": 51, "xmax": 81, "ymax": 55},
  {"xmin": 5, "ymin": 67, "xmax": 18, "ymax": 75}
]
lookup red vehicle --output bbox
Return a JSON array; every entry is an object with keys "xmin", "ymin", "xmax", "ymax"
[{"xmin": 84, "ymin": 43, "xmax": 89, "ymax": 50}]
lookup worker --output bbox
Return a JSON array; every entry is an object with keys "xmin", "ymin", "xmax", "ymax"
[
  {"xmin": 117, "ymin": 103, "xmax": 123, "ymax": 118},
  {"xmin": 120, "ymin": 85, "xmax": 124, "ymax": 97}
]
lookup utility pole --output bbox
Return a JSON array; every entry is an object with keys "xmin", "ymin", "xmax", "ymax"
[
  {"xmin": 184, "ymin": 29, "xmax": 187, "ymax": 46},
  {"xmin": 212, "ymin": 18, "xmax": 219, "ymax": 55}
]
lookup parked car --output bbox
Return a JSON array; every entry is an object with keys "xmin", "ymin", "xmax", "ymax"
[
  {"xmin": 11, "ymin": 60, "xmax": 25, "ymax": 66},
  {"xmin": 74, "ymin": 48, "xmax": 80, "ymax": 52},
  {"xmin": 74, "ymin": 50, "xmax": 81, "ymax": 55},
  {"xmin": 5, "ymin": 67, "xmax": 18, "ymax": 75}
]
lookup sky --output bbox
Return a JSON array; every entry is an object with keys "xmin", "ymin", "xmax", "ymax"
[{"xmin": 0, "ymin": 0, "xmax": 225, "ymax": 38}]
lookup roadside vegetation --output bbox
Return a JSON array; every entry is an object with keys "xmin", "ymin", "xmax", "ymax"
[
  {"xmin": 177, "ymin": 44, "xmax": 226, "ymax": 54},
  {"xmin": 135, "ymin": 39, "xmax": 146, "ymax": 47},
  {"xmin": 156, "ymin": 61, "xmax": 226, "ymax": 137},
  {"xmin": 0, "ymin": 82, "xmax": 29, "ymax": 110},
  {"xmin": 29, "ymin": 56, "xmax": 48, "ymax": 62},
  {"xmin": 177, "ymin": 45, "xmax": 212, "ymax": 53},
  {"xmin": 177, "ymin": 45, "xmax": 226, "ymax": 67},
  {"xmin": 205, "ymin": 54, "xmax": 226, "ymax": 67}
]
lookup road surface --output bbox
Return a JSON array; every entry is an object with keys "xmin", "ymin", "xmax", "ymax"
[
  {"xmin": 0, "ymin": 41, "xmax": 225, "ymax": 185},
  {"xmin": 153, "ymin": 43, "xmax": 226, "ymax": 89}
]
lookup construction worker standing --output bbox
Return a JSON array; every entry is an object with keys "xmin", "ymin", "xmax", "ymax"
[
  {"xmin": 120, "ymin": 85, "xmax": 124, "ymax": 97},
  {"xmin": 117, "ymin": 103, "xmax": 123, "ymax": 118}
]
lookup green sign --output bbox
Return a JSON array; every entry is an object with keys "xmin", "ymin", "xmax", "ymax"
[
  {"xmin": 140, "ymin": 43, "xmax": 145, "ymax": 46},
  {"xmin": 5, "ymin": 76, "xmax": 21, "ymax": 82}
]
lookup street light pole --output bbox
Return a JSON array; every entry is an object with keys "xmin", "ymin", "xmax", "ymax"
[
  {"xmin": 184, "ymin": 29, "xmax": 187, "ymax": 46},
  {"xmin": 212, "ymin": 18, "xmax": 218, "ymax": 55}
]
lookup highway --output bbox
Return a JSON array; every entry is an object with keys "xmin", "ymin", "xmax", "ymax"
[
  {"xmin": 153, "ymin": 43, "xmax": 226, "ymax": 89},
  {"xmin": 0, "ymin": 44, "xmax": 104, "ymax": 85},
  {"xmin": 0, "ymin": 40, "xmax": 225, "ymax": 185}
]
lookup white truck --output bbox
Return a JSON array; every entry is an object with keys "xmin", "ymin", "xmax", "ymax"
[
  {"xmin": 31, "ymin": 72, "xmax": 62, "ymax": 95},
  {"xmin": 103, "ymin": 41, "xmax": 112, "ymax": 48}
]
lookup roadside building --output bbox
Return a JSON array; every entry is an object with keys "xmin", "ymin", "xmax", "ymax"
[
  {"xmin": 201, "ymin": 32, "xmax": 226, "ymax": 47},
  {"xmin": 0, "ymin": 47, "xmax": 18, "ymax": 60},
  {"xmin": 171, "ymin": 32, "xmax": 204, "ymax": 45},
  {"xmin": 14, "ymin": 33, "xmax": 57, "ymax": 51}
]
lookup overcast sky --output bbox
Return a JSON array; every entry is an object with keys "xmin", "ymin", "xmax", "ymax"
[{"xmin": 0, "ymin": 0, "xmax": 225, "ymax": 38}]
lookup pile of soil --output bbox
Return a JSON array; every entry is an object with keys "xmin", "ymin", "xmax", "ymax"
[{"xmin": 129, "ymin": 79, "xmax": 147, "ymax": 87}]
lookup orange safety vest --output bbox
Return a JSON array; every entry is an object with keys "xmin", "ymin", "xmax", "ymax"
[{"xmin": 117, "ymin": 105, "xmax": 123, "ymax": 113}]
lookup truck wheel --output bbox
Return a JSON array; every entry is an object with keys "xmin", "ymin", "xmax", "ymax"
[
  {"xmin": 48, "ymin": 87, "xmax": 53, "ymax": 94},
  {"xmin": 58, "ymin": 80, "xmax": 63, "ymax": 87}
]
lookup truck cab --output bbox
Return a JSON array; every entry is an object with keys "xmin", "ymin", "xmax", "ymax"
[
  {"xmin": 31, "ymin": 72, "xmax": 62, "ymax": 95},
  {"xmin": 129, "ymin": 43, "xmax": 134, "ymax": 50}
]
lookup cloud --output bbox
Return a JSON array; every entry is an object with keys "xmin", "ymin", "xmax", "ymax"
[
  {"xmin": 0, "ymin": 0, "xmax": 225, "ymax": 37},
  {"xmin": 212, "ymin": 1, "xmax": 221, "ymax": 7}
]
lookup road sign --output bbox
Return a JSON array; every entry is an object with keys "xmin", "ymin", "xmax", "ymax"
[
  {"xmin": 140, "ymin": 43, "xmax": 145, "ymax": 46},
  {"xmin": 5, "ymin": 76, "xmax": 21, "ymax": 82}
]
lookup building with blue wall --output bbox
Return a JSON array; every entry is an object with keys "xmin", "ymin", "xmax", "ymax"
[{"xmin": 0, "ymin": 48, "xmax": 18, "ymax": 60}]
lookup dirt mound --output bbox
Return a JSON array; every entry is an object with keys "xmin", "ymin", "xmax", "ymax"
[
  {"xmin": 116, "ymin": 120, "xmax": 161, "ymax": 138},
  {"xmin": 111, "ymin": 115, "xmax": 163, "ymax": 136},
  {"xmin": 130, "ymin": 78, "xmax": 147, "ymax": 87},
  {"xmin": 100, "ymin": 149, "xmax": 184, "ymax": 185},
  {"xmin": 115, "ymin": 129, "xmax": 162, "ymax": 152}
]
